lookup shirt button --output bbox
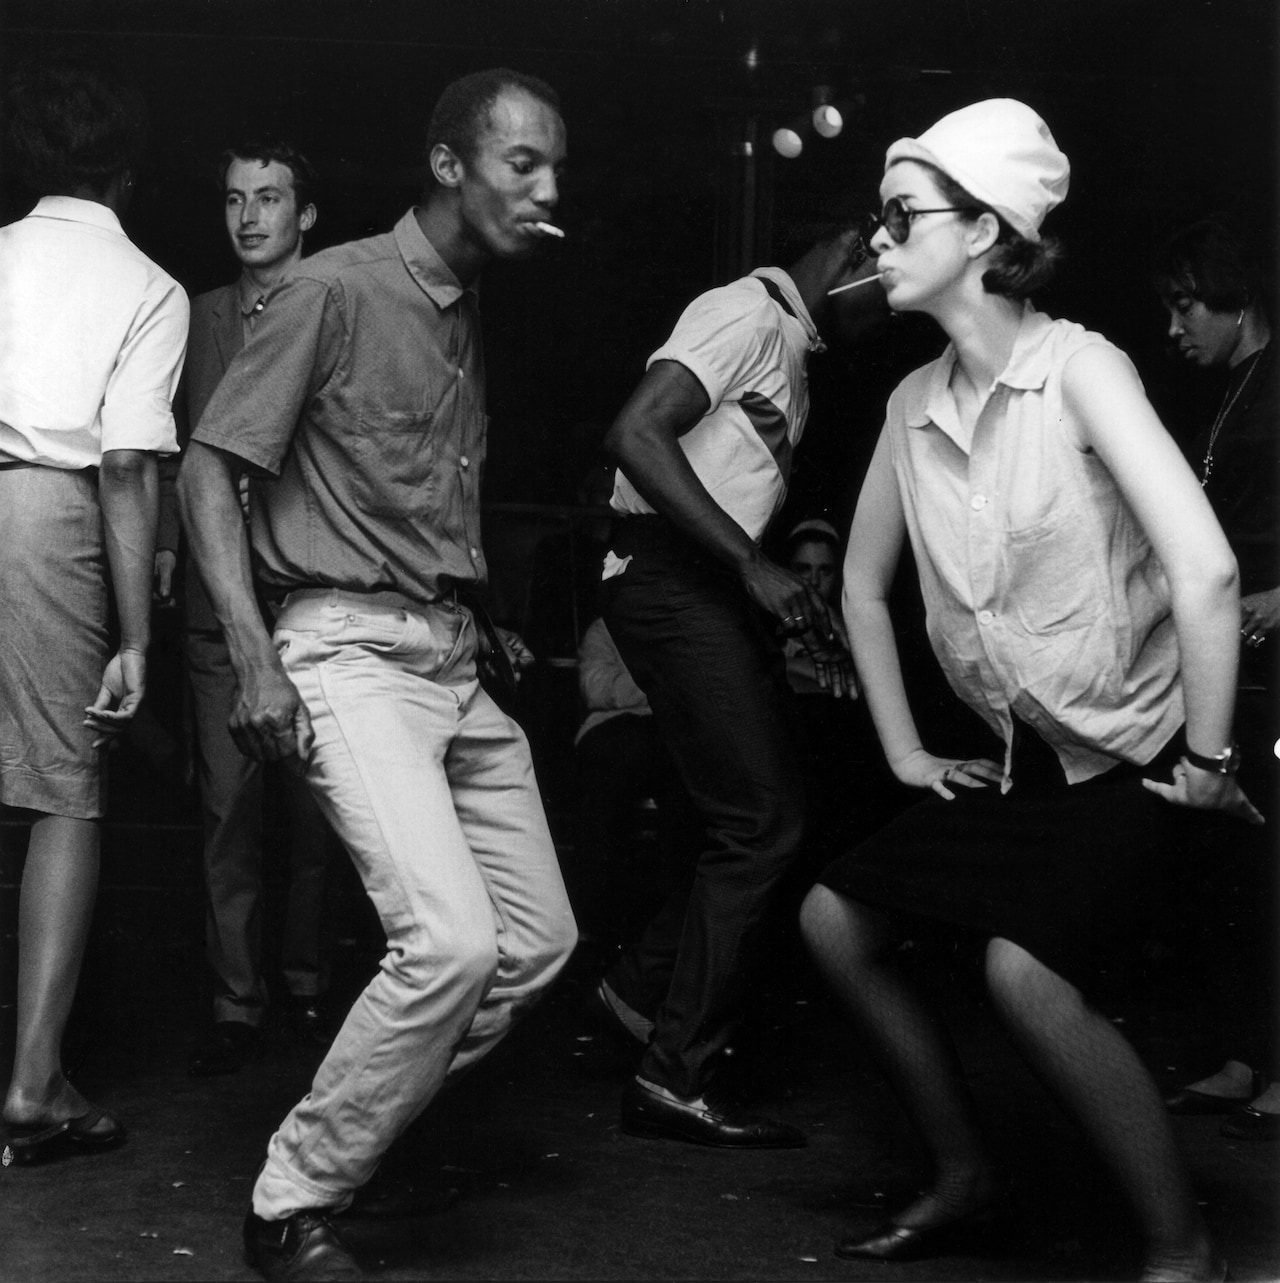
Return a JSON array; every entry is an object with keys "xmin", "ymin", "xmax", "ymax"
[
  {"xmin": 457, "ymin": 368, "xmax": 465, "ymax": 380},
  {"xmin": 970, "ymin": 494, "xmax": 988, "ymax": 510},
  {"xmin": 459, "ymin": 455, "xmax": 469, "ymax": 469},
  {"xmin": 978, "ymin": 609, "xmax": 994, "ymax": 625},
  {"xmin": 469, "ymin": 547, "xmax": 479, "ymax": 560}
]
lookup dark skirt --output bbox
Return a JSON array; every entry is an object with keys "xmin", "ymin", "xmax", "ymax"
[{"xmin": 815, "ymin": 723, "xmax": 1196, "ymax": 992}]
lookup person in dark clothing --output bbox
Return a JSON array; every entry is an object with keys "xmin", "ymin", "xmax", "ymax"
[
  {"xmin": 597, "ymin": 228, "xmax": 880, "ymax": 1148},
  {"xmin": 1155, "ymin": 215, "xmax": 1280, "ymax": 1142}
]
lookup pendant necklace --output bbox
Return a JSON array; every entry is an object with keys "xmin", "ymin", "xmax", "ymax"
[{"xmin": 1201, "ymin": 349, "xmax": 1262, "ymax": 486}]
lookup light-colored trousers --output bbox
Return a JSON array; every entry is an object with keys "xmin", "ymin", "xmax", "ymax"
[{"xmin": 253, "ymin": 589, "xmax": 577, "ymax": 1219}]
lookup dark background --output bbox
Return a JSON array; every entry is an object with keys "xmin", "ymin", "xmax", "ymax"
[{"xmin": 3, "ymin": 0, "xmax": 1276, "ymax": 532}]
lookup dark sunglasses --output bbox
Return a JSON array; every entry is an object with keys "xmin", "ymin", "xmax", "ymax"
[{"xmin": 861, "ymin": 196, "xmax": 984, "ymax": 246}]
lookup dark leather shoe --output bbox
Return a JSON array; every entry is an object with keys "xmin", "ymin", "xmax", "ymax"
[
  {"xmin": 620, "ymin": 1076, "xmax": 806, "ymax": 1148},
  {"xmin": 2, "ymin": 1106, "xmax": 125, "ymax": 1167},
  {"xmin": 243, "ymin": 1209, "xmax": 362, "ymax": 1280},
  {"xmin": 835, "ymin": 1208, "xmax": 993, "ymax": 1262},
  {"xmin": 287, "ymin": 998, "xmax": 337, "ymax": 1048},
  {"xmin": 189, "ymin": 1022, "xmax": 262, "ymax": 1077},
  {"xmin": 1165, "ymin": 1087, "xmax": 1252, "ymax": 1116},
  {"xmin": 1220, "ymin": 1106, "xmax": 1280, "ymax": 1142}
]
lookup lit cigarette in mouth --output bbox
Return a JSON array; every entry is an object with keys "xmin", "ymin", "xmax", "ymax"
[
  {"xmin": 828, "ymin": 273, "xmax": 883, "ymax": 296},
  {"xmin": 533, "ymin": 221, "xmax": 565, "ymax": 238}
]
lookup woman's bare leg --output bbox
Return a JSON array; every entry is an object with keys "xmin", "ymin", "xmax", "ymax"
[
  {"xmin": 4, "ymin": 814, "xmax": 105, "ymax": 1127},
  {"xmin": 800, "ymin": 885, "xmax": 994, "ymax": 1226}
]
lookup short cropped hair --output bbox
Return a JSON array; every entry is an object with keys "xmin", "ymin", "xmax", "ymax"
[
  {"xmin": 218, "ymin": 138, "xmax": 318, "ymax": 210},
  {"xmin": 5, "ymin": 54, "xmax": 147, "ymax": 196},
  {"xmin": 1153, "ymin": 216, "xmax": 1267, "ymax": 317},
  {"xmin": 918, "ymin": 161, "xmax": 1063, "ymax": 300},
  {"xmin": 424, "ymin": 67, "xmax": 560, "ymax": 177}
]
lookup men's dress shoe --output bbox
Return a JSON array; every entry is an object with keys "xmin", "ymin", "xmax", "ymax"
[
  {"xmin": 2, "ymin": 1107, "xmax": 125, "ymax": 1167},
  {"xmin": 1220, "ymin": 1106, "xmax": 1280, "ymax": 1142},
  {"xmin": 189, "ymin": 1022, "xmax": 262, "ymax": 1077},
  {"xmin": 593, "ymin": 979, "xmax": 654, "ymax": 1046},
  {"xmin": 1165, "ymin": 1087, "xmax": 1252, "ymax": 1116},
  {"xmin": 243, "ymin": 1209, "xmax": 362, "ymax": 1281},
  {"xmin": 287, "ymin": 998, "xmax": 337, "ymax": 1048},
  {"xmin": 620, "ymin": 1076, "xmax": 806, "ymax": 1148}
]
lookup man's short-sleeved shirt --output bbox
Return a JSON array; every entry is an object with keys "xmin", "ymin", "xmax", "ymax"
[
  {"xmin": 610, "ymin": 267, "xmax": 819, "ymax": 542},
  {"xmin": 191, "ymin": 209, "xmax": 487, "ymax": 609},
  {"xmin": 0, "ymin": 196, "xmax": 187, "ymax": 468}
]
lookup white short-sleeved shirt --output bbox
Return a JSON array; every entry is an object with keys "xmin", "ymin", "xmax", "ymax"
[
  {"xmin": 0, "ymin": 196, "xmax": 187, "ymax": 468},
  {"xmin": 610, "ymin": 267, "xmax": 818, "ymax": 542}
]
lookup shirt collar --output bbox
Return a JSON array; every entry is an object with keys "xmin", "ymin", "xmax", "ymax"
[
  {"xmin": 751, "ymin": 266, "xmax": 822, "ymax": 352},
  {"xmin": 236, "ymin": 275, "xmax": 267, "ymax": 318},
  {"xmin": 394, "ymin": 208, "xmax": 472, "ymax": 309},
  {"xmin": 30, "ymin": 195, "xmax": 125, "ymax": 236},
  {"xmin": 908, "ymin": 301, "xmax": 1057, "ymax": 431}
]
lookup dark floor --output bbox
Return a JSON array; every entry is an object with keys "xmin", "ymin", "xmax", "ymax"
[{"xmin": 2, "ymin": 794, "xmax": 1279, "ymax": 1283}]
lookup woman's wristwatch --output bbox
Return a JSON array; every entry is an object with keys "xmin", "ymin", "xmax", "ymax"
[{"xmin": 1183, "ymin": 743, "xmax": 1241, "ymax": 775}]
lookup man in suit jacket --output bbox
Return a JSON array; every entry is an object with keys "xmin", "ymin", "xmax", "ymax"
[{"xmin": 164, "ymin": 140, "xmax": 335, "ymax": 1076}]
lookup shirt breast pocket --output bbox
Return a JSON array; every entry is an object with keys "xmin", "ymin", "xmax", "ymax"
[
  {"xmin": 1004, "ymin": 505, "xmax": 1102, "ymax": 635},
  {"xmin": 352, "ymin": 411, "xmax": 437, "ymax": 518}
]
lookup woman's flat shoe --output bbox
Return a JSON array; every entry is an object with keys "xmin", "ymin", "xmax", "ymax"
[
  {"xmin": 2, "ymin": 1108, "xmax": 125, "ymax": 1166},
  {"xmin": 834, "ymin": 1208, "xmax": 992, "ymax": 1262},
  {"xmin": 1220, "ymin": 1107, "xmax": 1280, "ymax": 1142},
  {"xmin": 1164, "ymin": 1087, "xmax": 1251, "ymax": 1116}
]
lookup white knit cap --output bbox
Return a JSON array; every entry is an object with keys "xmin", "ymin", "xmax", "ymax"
[{"xmin": 884, "ymin": 99, "xmax": 1070, "ymax": 243}]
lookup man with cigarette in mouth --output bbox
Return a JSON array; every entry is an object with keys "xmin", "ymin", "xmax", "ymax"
[
  {"xmin": 597, "ymin": 227, "xmax": 884, "ymax": 1147},
  {"xmin": 179, "ymin": 68, "xmax": 576, "ymax": 1280}
]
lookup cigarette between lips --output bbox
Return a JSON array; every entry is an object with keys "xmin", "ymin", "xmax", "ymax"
[
  {"xmin": 533, "ymin": 221, "xmax": 565, "ymax": 238},
  {"xmin": 827, "ymin": 273, "xmax": 883, "ymax": 296}
]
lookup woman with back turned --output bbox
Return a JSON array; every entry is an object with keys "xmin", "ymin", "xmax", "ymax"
[{"xmin": 0, "ymin": 55, "xmax": 187, "ymax": 1165}]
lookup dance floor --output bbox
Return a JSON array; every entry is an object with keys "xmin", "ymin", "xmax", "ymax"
[{"xmin": 2, "ymin": 800, "xmax": 1278, "ymax": 1282}]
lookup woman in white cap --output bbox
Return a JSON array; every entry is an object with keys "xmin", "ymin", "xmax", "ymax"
[{"xmin": 799, "ymin": 99, "xmax": 1256, "ymax": 1281}]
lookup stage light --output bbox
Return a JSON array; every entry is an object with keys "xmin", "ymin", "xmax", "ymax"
[
  {"xmin": 812, "ymin": 103, "xmax": 843, "ymax": 138},
  {"xmin": 771, "ymin": 127, "xmax": 803, "ymax": 159}
]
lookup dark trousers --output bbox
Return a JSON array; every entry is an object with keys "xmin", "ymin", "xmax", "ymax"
[
  {"xmin": 601, "ymin": 517, "xmax": 806, "ymax": 1097},
  {"xmin": 568, "ymin": 713, "xmax": 696, "ymax": 949}
]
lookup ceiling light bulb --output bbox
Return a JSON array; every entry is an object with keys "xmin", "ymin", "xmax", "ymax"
[
  {"xmin": 772, "ymin": 127, "xmax": 803, "ymax": 158},
  {"xmin": 812, "ymin": 104, "xmax": 843, "ymax": 139}
]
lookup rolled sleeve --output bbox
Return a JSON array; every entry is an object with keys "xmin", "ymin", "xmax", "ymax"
[
  {"xmin": 99, "ymin": 278, "xmax": 189, "ymax": 455},
  {"xmin": 191, "ymin": 274, "xmax": 340, "ymax": 476},
  {"xmin": 648, "ymin": 290, "xmax": 774, "ymax": 410}
]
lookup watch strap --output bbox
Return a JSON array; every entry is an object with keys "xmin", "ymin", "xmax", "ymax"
[{"xmin": 1183, "ymin": 743, "xmax": 1240, "ymax": 775}]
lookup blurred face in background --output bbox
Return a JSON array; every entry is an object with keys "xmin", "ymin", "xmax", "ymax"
[{"xmin": 788, "ymin": 538, "xmax": 838, "ymax": 603}]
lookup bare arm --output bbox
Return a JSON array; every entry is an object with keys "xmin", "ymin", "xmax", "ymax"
[
  {"xmin": 177, "ymin": 439, "xmax": 312, "ymax": 762},
  {"xmin": 1063, "ymin": 345, "xmax": 1261, "ymax": 824},
  {"xmin": 604, "ymin": 359, "xmax": 831, "ymax": 639},
  {"xmin": 85, "ymin": 449, "xmax": 158, "ymax": 743},
  {"xmin": 843, "ymin": 430, "xmax": 1000, "ymax": 797}
]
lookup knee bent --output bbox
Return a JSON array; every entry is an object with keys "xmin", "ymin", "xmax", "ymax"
[{"xmin": 391, "ymin": 929, "xmax": 500, "ymax": 997}]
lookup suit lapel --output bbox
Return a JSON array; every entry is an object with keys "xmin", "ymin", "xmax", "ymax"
[{"xmin": 211, "ymin": 283, "xmax": 246, "ymax": 372}]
